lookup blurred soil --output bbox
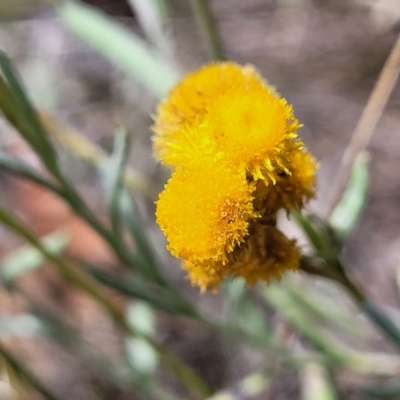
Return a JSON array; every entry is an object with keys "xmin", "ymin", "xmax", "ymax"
[{"xmin": 1, "ymin": 0, "xmax": 400, "ymax": 399}]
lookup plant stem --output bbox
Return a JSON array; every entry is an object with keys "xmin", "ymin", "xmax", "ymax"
[
  {"xmin": 0, "ymin": 206, "xmax": 212, "ymax": 399},
  {"xmin": 0, "ymin": 342, "xmax": 61, "ymax": 400},
  {"xmin": 301, "ymin": 256, "xmax": 400, "ymax": 350},
  {"xmin": 326, "ymin": 32, "xmax": 400, "ymax": 216},
  {"xmin": 52, "ymin": 169, "xmax": 137, "ymax": 266},
  {"xmin": 188, "ymin": 0, "xmax": 225, "ymax": 61}
]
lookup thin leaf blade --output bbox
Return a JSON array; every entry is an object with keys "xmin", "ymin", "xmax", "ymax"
[
  {"xmin": 58, "ymin": 1, "xmax": 180, "ymax": 98},
  {"xmin": 329, "ymin": 152, "xmax": 369, "ymax": 239}
]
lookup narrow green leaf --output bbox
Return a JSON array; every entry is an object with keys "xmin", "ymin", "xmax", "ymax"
[
  {"xmin": 301, "ymin": 363, "xmax": 337, "ymax": 400},
  {"xmin": 0, "ymin": 230, "xmax": 70, "ymax": 287},
  {"xmin": 127, "ymin": 0, "xmax": 172, "ymax": 53},
  {"xmin": 285, "ymin": 284, "xmax": 369, "ymax": 340},
  {"xmin": 0, "ymin": 206, "xmax": 210, "ymax": 399},
  {"xmin": 292, "ymin": 210, "xmax": 325, "ymax": 254},
  {"xmin": 0, "ymin": 51, "xmax": 57, "ymax": 168},
  {"xmin": 30, "ymin": 307, "xmax": 81, "ymax": 348},
  {"xmin": 264, "ymin": 285, "xmax": 355, "ymax": 366},
  {"xmin": 98, "ymin": 128, "xmax": 130, "ymax": 238},
  {"xmin": 0, "ymin": 343, "xmax": 61, "ymax": 400},
  {"xmin": 0, "ymin": 151, "xmax": 64, "ymax": 197},
  {"xmin": 88, "ymin": 267, "xmax": 197, "ymax": 317},
  {"xmin": 119, "ymin": 191, "xmax": 165, "ymax": 285},
  {"xmin": 329, "ymin": 152, "xmax": 369, "ymax": 239},
  {"xmin": 293, "ymin": 211, "xmax": 338, "ymax": 263},
  {"xmin": 361, "ymin": 301, "xmax": 400, "ymax": 349},
  {"xmin": 58, "ymin": 1, "xmax": 180, "ymax": 98},
  {"xmin": 224, "ymin": 278, "xmax": 270, "ymax": 341},
  {"xmin": 0, "ymin": 205, "xmax": 130, "ymax": 326},
  {"xmin": 96, "ymin": 129, "xmax": 165, "ymax": 285},
  {"xmin": 361, "ymin": 380, "xmax": 400, "ymax": 398}
]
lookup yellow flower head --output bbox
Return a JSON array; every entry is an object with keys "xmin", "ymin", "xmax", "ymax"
[
  {"xmin": 183, "ymin": 225, "xmax": 300, "ymax": 292},
  {"xmin": 254, "ymin": 147, "xmax": 318, "ymax": 214},
  {"xmin": 153, "ymin": 62, "xmax": 264, "ymax": 166},
  {"xmin": 204, "ymin": 86, "xmax": 301, "ymax": 182},
  {"xmin": 230, "ymin": 224, "xmax": 300, "ymax": 285},
  {"xmin": 156, "ymin": 163, "xmax": 259, "ymax": 262},
  {"xmin": 153, "ymin": 61, "xmax": 317, "ymax": 292}
]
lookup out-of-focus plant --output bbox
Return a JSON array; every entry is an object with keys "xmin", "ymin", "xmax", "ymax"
[{"xmin": 0, "ymin": 1, "xmax": 400, "ymax": 399}]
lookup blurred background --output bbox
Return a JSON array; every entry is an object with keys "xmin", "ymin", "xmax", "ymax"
[{"xmin": 1, "ymin": 0, "xmax": 400, "ymax": 399}]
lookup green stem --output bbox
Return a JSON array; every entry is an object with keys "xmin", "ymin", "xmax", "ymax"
[
  {"xmin": 0, "ymin": 153, "xmax": 65, "ymax": 197},
  {"xmin": 53, "ymin": 169, "xmax": 172, "ymax": 286},
  {"xmin": 301, "ymin": 256, "xmax": 400, "ymax": 350},
  {"xmin": 0, "ymin": 342, "xmax": 61, "ymax": 400},
  {"xmin": 0, "ymin": 206, "xmax": 212, "ymax": 399},
  {"xmin": 361, "ymin": 302, "xmax": 400, "ymax": 346},
  {"xmin": 334, "ymin": 259, "xmax": 400, "ymax": 347},
  {"xmin": 53, "ymin": 169, "xmax": 135, "ymax": 266},
  {"xmin": 188, "ymin": 0, "xmax": 225, "ymax": 61}
]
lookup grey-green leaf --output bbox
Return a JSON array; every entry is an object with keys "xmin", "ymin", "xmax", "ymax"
[
  {"xmin": 0, "ymin": 230, "xmax": 70, "ymax": 287},
  {"xmin": 58, "ymin": 1, "xmax": 180, "ymax": 98},
  {"xmin": 329, "ymin": 152, "xmax": 369, "ymax": 239},
  {"xmin": 98, "ymin": 128, "xmax": 130, "ymax": 238},
  {"xmin": 88, "ymin": 267, "xmax": 197, "ymax": 317}
]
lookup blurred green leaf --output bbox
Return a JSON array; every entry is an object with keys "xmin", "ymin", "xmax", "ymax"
[
  {"xmin": 127, "ymin": 0, "xmax": 172, "ymax": 53},
  {"xmin": 0, "ymin": 230, "xmax": 70, "ymax": 288},
  {"xmin": 31, "ymin": 306, "xmax": 81, "ymax": 348},
  {"xmin": 285, "ymin": 283, "xmax": 369, "ymax": 340},
  {"xmin": 0, "ymin": 206, "xmax": 210, "ymax": 398},
  {"xmin": 88, "ymin": 266, "xmax": 197, "ymax": 317},
  {"xmin": 38, "ymin": 110, "xmax": 154, "ymax": 197},
  {"xmin": 329, "ymin": 152, "xmax": 369, "ymax": 239},
  {"xmin": 125, "ymin": 302, "xmax": 159, "ymax": 376},
  {"xmin": 126, "ymin": 338, "xmax": 159, "ymax": 376},
  {"xmin": 293, "ymin": 212, "xmax": 338, "ymax": 263},
  {"xmin": 58, "ymin": 1, "xmax": 181, "ymax": 98},
  {"xmin": 126, "ymin": 301, "xmax": 156, "ymax": 335},
  {"xmin": 301, "ymin": 363, "xmax": 337, "ymax": 400},
  {"xmin": 98, "ymin": 128, "xmax": 130, "ymax": 239},
  {"xmin": 119, "ymin": 190, "xmax": 166, "ymax": 285},
  {"xmin": 361, "ymin": 301, "xmax": 400, "ymax": 349},
  {"xmin": 207, "ymin": 372, "xmax": 270, "ymax": 400},
  {"xmin": 264, "ymin": 285, "xmax": 355, "ymax": 366},
  {"xmin": 293, "ymin": 210, "xmax": 326, "ymax": 254},
  {"xmin": 224, "ymin": 278, "xmax": 270, "ymax": 342},
  {"xmin": 97, "ymin": 129, "xmax": 166, "ymax": 285},
  {"xmin": 0, "ymin": 151, "xmax": 64, "ymax": 197},
  {"xmin": 361, "ymin": 379, "xmax": 400, "ymax": 398},
  {"xmin": 0, "ymin": 314, "xmax": 43, "ymax": 338},
  {"xmin": 0, "ymin": 51, "xmax": 57, "ymax": 169},
  {"xmin": 0, "ymin": 344, "xmax": 61, "ymax": 400}
]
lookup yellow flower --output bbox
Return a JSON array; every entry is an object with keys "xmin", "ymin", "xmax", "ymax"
[
  {"xmin": 156, "ymin": 163, "xmax": 259, "ymax": 262},
  {"xmin": 152, "ymin": 62, "xmax": 265, "ymax": 167},
  {"xmin": 230, "ymin": 224, "xmax": 300, "ymax": 285},
  {"xmin": 183, "ymin": 225, "xmax": 300, "ymax": 292},
  {"xmin": 204, "ymin": 86, "xmax": 301, "ymax": 182},
  {"xmin": 254, "ymin": 147, "xmax": 317, "ymax": 214},
  {"xmin": 153, "ymin": 61, "xmax": 317, "ymax": 292}
]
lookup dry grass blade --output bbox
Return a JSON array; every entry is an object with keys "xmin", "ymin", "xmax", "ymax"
[{"xmin": 326, "ymin": 33, "xmax": 400, "ymax": 216}]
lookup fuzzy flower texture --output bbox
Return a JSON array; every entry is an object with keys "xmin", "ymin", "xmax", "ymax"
[{"xmin": 153, "ymin": 62, "xmax": 317, "ymax": 292}]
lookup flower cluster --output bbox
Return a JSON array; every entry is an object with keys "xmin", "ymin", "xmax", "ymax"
[{"xmin": 153, "ymin": 62, "xmax": 317, "ymax": 292}]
